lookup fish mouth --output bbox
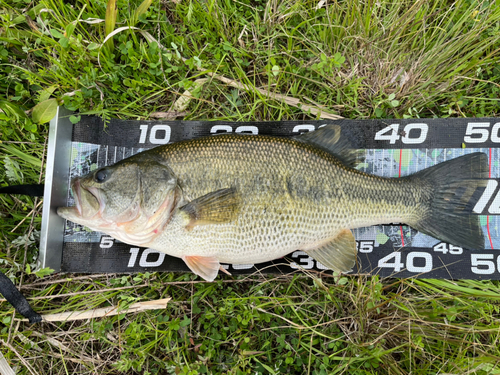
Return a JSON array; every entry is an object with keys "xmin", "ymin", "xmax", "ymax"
[
  {"xmin": 86, "ymin": 186, "xmax": 106, "ymax": 218},
  {"xmin": 58, "ymin": 178, "xmax": 102, "ymax": 219},
  {"xmin": 72, "ymin": 179, "xmax": 83, "ymax": 216}
]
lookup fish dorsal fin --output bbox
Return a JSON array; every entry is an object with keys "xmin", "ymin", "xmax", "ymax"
[
  {"xmin": 179, "ymin": 187, "xmax": 239, "ymax": 230},
  {"xmin": 182, "ymin": 255, "xmax": 220, "ymax": 281},
  {"xmin": 294, "ymin": 125, "xmax": 362, "ymax": 168},
  {"xmin": 305, "ymin": 229, "xmax": 357, "ymax": 273}
]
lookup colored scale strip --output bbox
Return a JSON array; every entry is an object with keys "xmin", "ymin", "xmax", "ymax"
[
  {"xmin": 487, "ymin": 148, "xmax": 494, "ymax": 249},
  {"xmin": 398, "ymin": 148, "xmax": 405, "ymax": 247}
]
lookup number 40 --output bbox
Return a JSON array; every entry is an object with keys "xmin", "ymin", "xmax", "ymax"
[
  {"xmin": 378, "ymin": 251, "xmax": 433, "ymax": 273},
  {"xmin": 374, "ymin": 124, "xmax": 428, "ymax": 144}
]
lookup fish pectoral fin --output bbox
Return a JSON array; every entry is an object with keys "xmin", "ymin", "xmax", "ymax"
[
  {"xmin": 306, "ymin": 229, "xmax": 357, "ymax": 273},
  {"xmin": 182, "ymin": 255, "xmax": 221, "ymax": 281},
  {"xmin": 179, "ymin": 187, "xmax": 239, "ymax": 230}
]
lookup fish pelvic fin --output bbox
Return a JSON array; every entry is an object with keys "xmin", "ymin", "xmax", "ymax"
[
  {"xmin": 409, "ymin": 152, "xmax": 488, "ymax": 250},
  {"xmin": 179, "ymin": 187, "xmax": 239, "ymax": 231},
  {"xmin": 305, "ymin": 229, "xmax": 357, "ymax": 273},
  {"xmin": 293, "ymin": 125, "xmax": 363, "ymax": 168},
  {"xmin": 182, "ymin": 255, "xmax": 221, "ymax": 281}
]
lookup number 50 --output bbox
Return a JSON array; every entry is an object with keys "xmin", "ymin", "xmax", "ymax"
[
  {"xmin": 470, "ymin": 254, "xmax": 499, "ymax": 275},
  {"xmin": 464, "ymin": 122, "xmax": 500, "ymax": 143}
]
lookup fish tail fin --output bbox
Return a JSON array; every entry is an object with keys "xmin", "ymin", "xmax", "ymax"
[{"xmin": 409, "ymin": 152, "xmax": 488, "ymax": 250}]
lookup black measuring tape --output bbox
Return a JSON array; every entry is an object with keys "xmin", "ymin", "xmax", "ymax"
[
  {"xmin": 0, "ymin": 185, "xmax": 43, "ymax": 323},
  {"xmin": 62, "ymin": 117, "xmax": 500, "ymax": 279}
]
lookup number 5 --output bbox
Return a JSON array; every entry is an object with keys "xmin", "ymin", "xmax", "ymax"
[
  {"xmin": 471, "ymin": 254, "xmax": 495, "ymax": 274},
  {"xmin": 100, "ymin": 236, "xmax": 114, "ymax": 248}
]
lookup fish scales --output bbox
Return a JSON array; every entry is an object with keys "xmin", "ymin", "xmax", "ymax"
[
  {"xmin": 145, "ymin": 134, "xmax": 422, "ymax": 263},
  {"xmin": 58, "ymin": 125, "xmax": 487, "ymax": 281}
]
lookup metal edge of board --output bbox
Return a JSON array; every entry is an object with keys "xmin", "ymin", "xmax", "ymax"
[{"xmin": 38, "ymin": 107, "xmax": 73, "ymax": 271}]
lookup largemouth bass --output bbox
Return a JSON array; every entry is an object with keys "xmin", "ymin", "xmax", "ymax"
[{"xmin": 57, "ymin": 125, "xmax": 488, "ymax": 281}]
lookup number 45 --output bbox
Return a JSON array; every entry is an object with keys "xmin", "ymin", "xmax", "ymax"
[{"xmin": 433, "ymin": 242, "xmax": 463, "ymax": 255}]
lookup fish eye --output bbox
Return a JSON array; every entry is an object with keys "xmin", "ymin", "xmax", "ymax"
[{"xmin": 94, "ymin": 169, "xmax": 108, "ymax": 183}]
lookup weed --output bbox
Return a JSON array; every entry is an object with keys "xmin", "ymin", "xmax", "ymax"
[{"xmin": 1, "ymin": 0, "xmax": 500, "ymax": 374}]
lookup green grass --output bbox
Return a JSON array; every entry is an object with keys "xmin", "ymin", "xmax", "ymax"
[{"xmin": 1, "ymin": 0, "xmax": 500, "ymax": 373}]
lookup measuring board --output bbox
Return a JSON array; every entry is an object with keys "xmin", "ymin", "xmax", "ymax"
[{"xmin": 39, "ymin": 108, "xmax": 500, "ymax": 280}]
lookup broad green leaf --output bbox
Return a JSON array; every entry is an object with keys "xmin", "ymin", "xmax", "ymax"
[
  {"xmin": 69, "ymin": 115, "xmax": 81, "ymax": 124},
  {"xmin": 32, "ymin": 98, "xmax": 58, "ymax": 124},
  {"xmin": 12, "ymin": 15, "xmax": 26, "ymax": 25},
  {"xmin": 38, "ymin": 85, "xmax": 57, "ymax": 102},
  {"xmin": 179, "ymin": 317, "xmax": 191, "ymax": 327},
  {"xmin": 59, "ymin": 36, "xmax": 69, "ymax": 48},
  {"xmin": 24, "ymin": 121, "xmax": 37, "ymax": 133},
  {"xmin": 50, "ymin": 29, "xmax": 64, "ymax": 38},
  {"xmin": 25, "ymin": 264, "xmax": 54, "ymax": 278},
  {"xmin": 65, "ymin": 23, "xmax": 75, "ymax": 38},
  {"xmin": 34, "ymin": 267, "xmax": 55, "ymax": 278},
  {"xmin": 88, "ymin": 42, "xmax": 100, "ymax": 50}
]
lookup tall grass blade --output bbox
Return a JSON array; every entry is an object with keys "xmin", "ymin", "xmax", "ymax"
[
  {"xmin": 105, "ymin": 0, "xmax": 117, "ymax": 52},
  {"xmin": 132, "ymin": 0, "xmax": 153, "ymax": 26}
]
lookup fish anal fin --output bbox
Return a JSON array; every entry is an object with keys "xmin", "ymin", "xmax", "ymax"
[
  {"xmin": 182, "ymin": 255, "xmax": 220, "ymax": 281},
  {"xmin": 180, "ymin": 187, "xmax": 239, "ymax": 231},
  {"xmin": 306, "ymin": 229, "xmax": 357, "ymax": 273}
]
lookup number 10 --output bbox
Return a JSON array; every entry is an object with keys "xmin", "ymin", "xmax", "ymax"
[{"xmin": 139, "ymin": 124, "xmax": 171, "ymax": 144}]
